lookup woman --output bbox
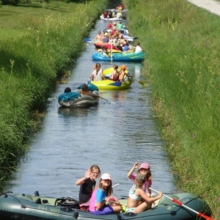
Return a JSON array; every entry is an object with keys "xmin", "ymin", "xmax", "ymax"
[
  {"xmin": 126, "ymin": 173, "xmax": 163, "ymax": 213},
  {"xmin": 90, "ymin": 63, "xmax": 105, "ymax": 81}
]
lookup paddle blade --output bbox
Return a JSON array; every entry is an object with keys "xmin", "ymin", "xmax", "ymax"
[
  {"xmin": 84, "ymin": 38, "xmax": 91, "ymax": 43},
  {"xmin": 139, "ymin": 81, "xmax": 146, "ymax": 87}
]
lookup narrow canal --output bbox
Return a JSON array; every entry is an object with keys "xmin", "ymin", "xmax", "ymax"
[{"xmin": 5, "ymin": 7, "xmax": 177, "ymax": 199}]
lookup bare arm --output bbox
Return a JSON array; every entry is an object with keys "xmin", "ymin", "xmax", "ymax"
[
  {"xmin": 96, "ymin": 200, "xmax": 106, "ymax": 210},
  {"xmin": 139, "ymin": 189, "xmax": 162, "ymax": 203},
  {"xmin": 127, "ymin": 162, "xmax": 140, "ymax": 178},
  {"xmin": 75, "ymin": 169, "xmax": 90, "ymax": 186},
  {"xmin": 75, "ymin": 177, "xmax": 87, "ymax": 186},
  {"xmin": 101, "ymin": 69, "xmax": 106, "ymax": 80}
]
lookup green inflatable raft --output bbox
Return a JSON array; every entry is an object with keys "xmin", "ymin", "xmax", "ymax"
[{"xmin": 0, "ymin": 191, "xmax": 212, "ymax": 220}]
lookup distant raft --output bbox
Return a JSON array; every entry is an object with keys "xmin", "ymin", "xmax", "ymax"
[{"xmin": 92, "ymin": 51, "xmax": 145, "ymax": 62}]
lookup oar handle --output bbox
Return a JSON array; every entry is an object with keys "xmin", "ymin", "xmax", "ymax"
[
  {"xmin": 149, "ymin": 187, "xmax": 213, "ymax": 220},
  {"xmin": 112, "ymin": 183, "xmax": 119, "ymax": 188},
  {"xmin": 99, "ymin": 96, "xmax": 109, "ymax": 102}
]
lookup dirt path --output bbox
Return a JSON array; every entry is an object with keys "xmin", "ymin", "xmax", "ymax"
[{"xmin": 188, "ymin": 0, "xmax": 220, "ymax": 16}]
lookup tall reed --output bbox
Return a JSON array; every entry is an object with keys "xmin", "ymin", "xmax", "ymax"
[
  {"xmin": 124, "ymin": 0, "xmax": 220, "ymax": 217},
  {"xmin": 0, "ymin": 0, "xmax": 107, "ymax": 189}
]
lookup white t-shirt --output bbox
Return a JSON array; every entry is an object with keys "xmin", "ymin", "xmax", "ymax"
[
  {"xmin": 90, "ymin": 69, "xmax": 103, "ymax": 81},
  {"xmin": 135, "ymin": 45, "xmax": 142, "ymax": 53}
]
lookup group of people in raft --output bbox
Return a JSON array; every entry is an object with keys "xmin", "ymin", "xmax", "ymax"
[
  {"xmin": 90, "ymin": 63, "xmax": 131, "ymax": 82},
  {"xmin": 95, "ymin": 27, "xmax": 142, "ymax": 53},
  {"xmin": 95, "ymin": 12, "xmax": 143, "ymax": 53},
  {"xmin": 62, "ymin": 63, "xmax": 131, "ymax": 99},
  {"xmin": 75, "ymin": 162, "xmax": 163, "ymax": 215},
  {"xmin": 101, "ymin": 4, "xmax": 124, "ymax": 20}
]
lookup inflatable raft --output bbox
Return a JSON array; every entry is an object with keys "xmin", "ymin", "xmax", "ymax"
[
  {"xmin": 91, "ymin": 79, "xmax": 132, "ymax": 90},
  {"xmin": 90, "ymin": 67, "xmax": 132, "ymax": 90},
  {"xmin": 92, "ymin": 51, "xmax": 145, "ymax": 62},
  {"xmin": 94, "ymin": 42, "xmax": 121, "ymax": 50},
  {"xmin": 58, "ymin": 91, "xmax": 99, "ymax": 108},
  {"xmin": 100, "ymin": 14, "xmax": 122, "ymax": 21},
  {"xmin": 0, "ymin": 191, "xmax": 212, "ymax": 220}
]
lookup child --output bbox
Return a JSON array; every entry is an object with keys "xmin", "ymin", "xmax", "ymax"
[
  {"xmin": 109, "ymin": 65, "xmax": 120, "ymax": 81},
  {"xmin": 79, "ymin": 84, "xmax": 99, "ymax": 98},
  {"xmin": 89, "ymin": 173, "xmax": 122, "ymax": 215},
  {"xmin": 127, "ymin": 162, "xmax": 152, "ymax": 196},
  {"xmin": 119, "ymin": 65, "xmax": 132, "ymax": 82},
  {"xmin": 126, "ymin": 173, "xmax": 163, "ymax": 213},
  {"xmin": 75, "ymin": 165, "xmax": 101, "ymax": 204}
]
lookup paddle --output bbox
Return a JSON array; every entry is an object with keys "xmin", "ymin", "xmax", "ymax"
[
  {"xmin": 99, "ymin": 96, "xmax": 110, "ymax": 103},
  {"xmin": 138, "ymin": 80, "xmax": 146, "ymax": 87},
  {"xmin": 112, "ymin": 183, "xmax": 119, "ymax": 188},
  {"xmin": 150, "ymin": 187, "xmax": 213, "ymax": 220}
]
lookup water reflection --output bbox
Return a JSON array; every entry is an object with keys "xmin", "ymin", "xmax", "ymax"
[{"xmin": 58, "ymin": 106, "xmax": 98, "ymax": 117}]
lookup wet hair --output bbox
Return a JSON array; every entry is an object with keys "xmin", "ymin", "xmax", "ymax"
[
  {"xmin": 81, "ymin": 84, "xmax": 89, "ymax": 92},
  {"xmin": 64, "ymin": 87, "xmax": 71, "ymax": 93}
]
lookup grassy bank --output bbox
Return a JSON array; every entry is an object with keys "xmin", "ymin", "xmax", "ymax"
[
  {"xmin": 124, "ymin": 0, "xmax": 220, "ymax": 217},
  {"xmin": 0, "ymin": 0, "xmax": 107, "ymax": 189}
]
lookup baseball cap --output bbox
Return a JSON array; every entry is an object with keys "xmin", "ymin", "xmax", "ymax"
[
  {"xmin": 136, "ymin": 173, "xmax": 146, "ymax": 184},
  {"xmin": 139, "ymin": 162, "xmax": 150, "ymax": 170},
  {"xmin": 101, "ymin": 173, "xmax": 112, "ymax": 180}
]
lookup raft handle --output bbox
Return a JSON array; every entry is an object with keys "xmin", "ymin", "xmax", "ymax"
[
  {"xmin": 74, "ymin": 211, "xmax": 79, "ymax": 219},
  {"xmin": 35, "ymin": 198, "xmax": 41, "ymax": 204}
]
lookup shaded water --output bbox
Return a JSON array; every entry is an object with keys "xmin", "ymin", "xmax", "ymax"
[{"xmin": 5, "ymin": 15, "xmax": 176, "ymax": 199}]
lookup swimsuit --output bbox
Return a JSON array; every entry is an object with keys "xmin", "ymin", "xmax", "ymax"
[
  {"xmin": 126, "ymin": 186, "xmax": 141, "ymax": 213},
  {"xmin": 128, "ymin": 186, "xmax": 141, "ymax": 201}
]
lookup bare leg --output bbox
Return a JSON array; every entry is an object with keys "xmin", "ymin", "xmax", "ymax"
[
  {"xmin": 133, "ymin": 201, "xmax": 152, "ymax": 213},
  {"xmin": 112, "ymin": 204, "xmax": 122, "ymax": 213}
]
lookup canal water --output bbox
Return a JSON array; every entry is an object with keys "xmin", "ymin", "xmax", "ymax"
[{"xmin": 5, "ymin": 9, "xmax": 177, "ymax": 199}]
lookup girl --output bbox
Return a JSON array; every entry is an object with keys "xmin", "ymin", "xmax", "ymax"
[
  {"xmin": 126, "ymin": 173, "xmax": 163, "ymax": 213},
  {"xmin": 119, "ymin": 65, "xmax": 132, "ymax": 82},
  {"xmin": 75, "ymin": 165, "xmax": 101, "ymax": 205},
  {"xmin": 89, "ymin": 173, "xmax": 122, "ymax": 215},
  {"xmin": 109, "ymin": 65, "xmax": 120, "ymax": 81},
  {"xmin": 127, "ymin": 162, "xmax": 152, "ymax": 196}
]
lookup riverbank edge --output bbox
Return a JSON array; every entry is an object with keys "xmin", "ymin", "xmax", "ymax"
[
  {"xmin": 123, "ymin": 0, "xmax": 219, "ymax": 217},
  {"xmin": 0, "ymin": 0, "xmax": 108, "ymax": 189}
]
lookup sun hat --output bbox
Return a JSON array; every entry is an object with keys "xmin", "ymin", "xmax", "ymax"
[
  {"xmin": 136, "ymin": 173, "xmax": 146, "ymax": 184},
  {"xmin": 101, "ymin": 173, "xmax": 112, "ymax": 180},
  {"xmin": 139, "ymin": 162, "xmax": 151, "ymax": 170}
]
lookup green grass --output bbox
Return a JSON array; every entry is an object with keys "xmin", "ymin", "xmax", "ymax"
[
  {"xmin": 0, "ymin": 0, "xmax": 107, "ymax": 189},
  {"xmin": 124, "ymin": 0, "xmax": 220, "ymax": 218}
]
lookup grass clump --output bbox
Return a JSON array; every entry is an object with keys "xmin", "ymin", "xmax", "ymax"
[
  {"xmin": 0, "ymin": 0, "xmax": 107, "ymax": 189},
  {"xmin": 124, "ymin": 0, "xmax": 220, "ymax": 217}
]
